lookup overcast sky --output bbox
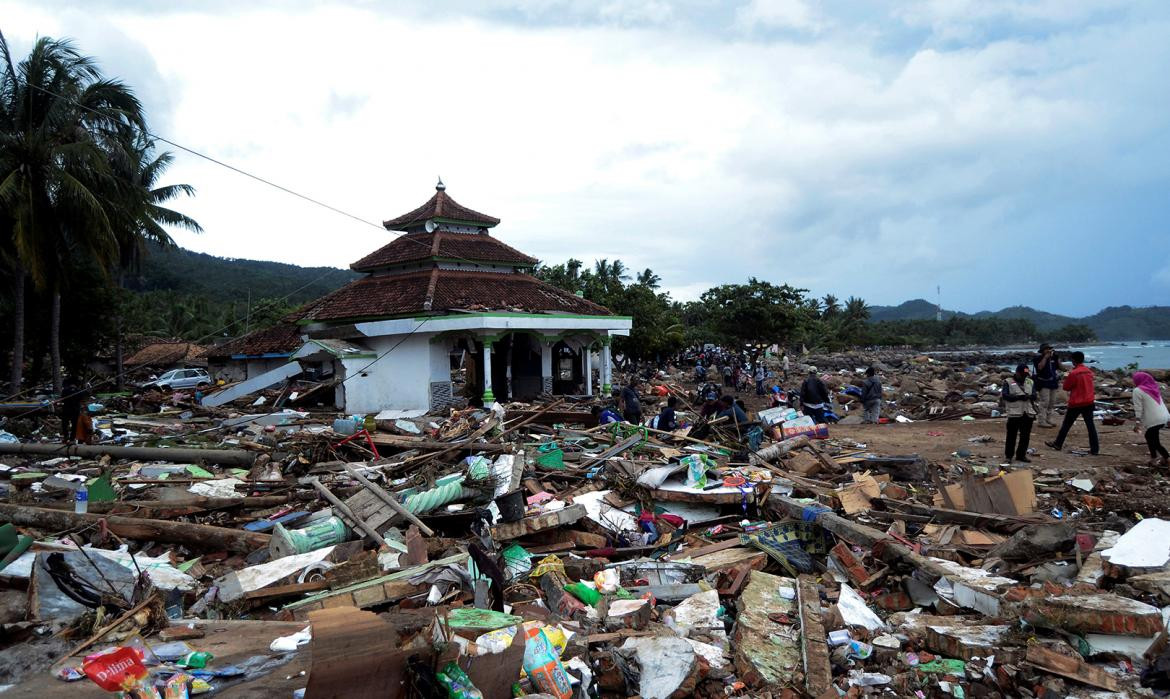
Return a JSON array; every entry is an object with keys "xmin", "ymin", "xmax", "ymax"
[{"xmin": 5, "ymin": 1, "xmax": 1169, "ymax": 316}]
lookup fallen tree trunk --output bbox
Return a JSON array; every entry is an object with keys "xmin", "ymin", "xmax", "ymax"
[
  {"xmin": 769, "ymin": 495, "xmax": 954, "ymax": 580},
  {"xmin": 0, "ymin": 503, "xmax": 269, "ymax": 553},
  {"xmin": 38, "ymin": 494, "xmax": 296, "ymax": 514},
  {"xmin": 0, "ymin": 442, "xmax": 256, "ymax": 466}
]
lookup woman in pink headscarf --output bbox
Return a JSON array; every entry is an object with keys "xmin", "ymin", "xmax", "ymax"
[{"xmin": 1132, "ymin": 372, "xmax": 1169, "ymax": 467}]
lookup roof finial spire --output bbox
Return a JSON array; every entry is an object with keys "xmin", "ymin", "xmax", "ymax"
[{"xmin": 435, "ymin": 176, "xmax": 445, "ymax": 192}]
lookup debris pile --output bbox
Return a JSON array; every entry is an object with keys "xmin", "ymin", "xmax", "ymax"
[{"xmin": 1, "ymin": 357, "xmax": 1169, "ymax": 698}]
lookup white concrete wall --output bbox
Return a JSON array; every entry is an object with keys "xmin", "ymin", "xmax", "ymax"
[
  {"xmin": 429, "ymin": 339, "xmax": 452, "ymax": 382},
  {"xmin": 339, "ymin": 333, "xmax": 433, "ymax": 414}
]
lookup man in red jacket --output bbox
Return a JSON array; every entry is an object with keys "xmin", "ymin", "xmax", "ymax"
[{"xmin": 1045, "ymin": 351, "xmax": 1099, "ymax": 455}]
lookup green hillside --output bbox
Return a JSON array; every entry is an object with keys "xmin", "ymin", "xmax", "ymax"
[
  {"xmin": 870, "ymin": 299, "xmax": 1170, "ymax": 341},
  {"xmin": 118, "ymin": 246, "xmax": 358, "ymax": 341},
  {"xmin": 128, "ymin": 245, "xmax": 357, "ymax": 305}
]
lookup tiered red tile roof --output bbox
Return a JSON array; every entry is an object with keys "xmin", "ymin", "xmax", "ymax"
[
  {"xmin": 381, "ymin": 182, "xmax": 500, "ymax": 230},
  {"xmin": 351, "ymin": 230, "xmax": 537, "ymax": 272},
  {"xmin": 282, "ymin": 182, "xmax": 614, "ymax": 324},
  {"xmin": 290, "ymin": 268, "xmax": 610, "ymax": 323}
]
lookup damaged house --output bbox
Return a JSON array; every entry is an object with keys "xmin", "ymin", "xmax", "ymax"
[{"xmin": 208, "ymin": 182, "xmax": 631, "ymax": 414}]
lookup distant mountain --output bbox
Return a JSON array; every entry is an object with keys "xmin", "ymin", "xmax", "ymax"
[
  {"xmin": 969, "ymin": 305, "xmax": 1077, "ymax": 331},
  {"xmin": 868, "ymin": 299, "xmax": 958, "ymax": 322},
  {"xmin": 869, "ymin": 299, "xmax": 1170, "ymax": 340}
]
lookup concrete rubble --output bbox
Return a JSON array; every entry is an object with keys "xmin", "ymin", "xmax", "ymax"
[{"xmin": 0, "ymin": 345, "xmax": 1169, "ymax": 697}]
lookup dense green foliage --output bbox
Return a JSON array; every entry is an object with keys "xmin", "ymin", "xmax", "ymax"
[
  {"xmin": 119, "ymin": 245, "xmax": 356, "ymax": 340},
  {"xmin": 863, "ymin": 317, "xmax": 1094, "ymax": 347},
  {"xmin": 536, "ymin": 261, "xmax": 874, "ymax": 358},
  {"xmin": 539, "ymin": 259, "xmax": 1101, "ymax": 356}
]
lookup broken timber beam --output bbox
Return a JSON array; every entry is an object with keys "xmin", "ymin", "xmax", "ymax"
[
  {"xmin": 309, "ymin": 478, "xmax": 384, "ymax": 547},
  {"xmin": 769, "ymin": 495, "xmax": 955, "ymax": 580},
  {"xmin": 0, "ymin": 503, "xmax": 269, "ymax": 553},
  {"xmin": 796, "ymin": 574, "xmax": 832, "ymax": 697},
  {"xmin": 342, "ymin": 464, "xmax": 434, "ymax": 536},
  {"xmin": 0, "ymin": 442, "xmax": 256, "ymax": 466}
]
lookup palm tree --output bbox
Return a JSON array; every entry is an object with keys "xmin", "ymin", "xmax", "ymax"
[
  {"xmin": 108, "ymin": 136, "xmax": 201, "ymax": 386},
  {"xmin": 844, "ymin": 296, "xmax": 870, "ymax": 323},
  {"xmin": 0, "ymin": 32, "xmax": 146, "ymax": 394},
  {"xmin": 821, "ymin": 294, "xmax": 840, "ymax": 319},
  {"xmin": 636, "ymin": 268, "xmax": 661, "ymax": 289},
  {"xmin": 609, "ymin": 259, "xmax": 630, "ymax": 283}
]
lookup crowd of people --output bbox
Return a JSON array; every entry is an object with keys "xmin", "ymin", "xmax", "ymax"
[{"xmin": 600, "ymin": 342, "xmax": 1169, "ymax": 468}]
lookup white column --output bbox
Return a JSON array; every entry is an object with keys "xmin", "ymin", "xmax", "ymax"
[
  {"xmin": 583, "ymin": 345, "xmax": 593, "ymax": 396},
  {"xmin": 601, "ymin": 341, "xmax": 612, "ymax": 394},
  {"xmin": 482, "ymin": 341, "xmax": 494, "ymax": 403},
  {"xmin": 540, "ymin": 341, "xmax": 553, "ymax": 394}
]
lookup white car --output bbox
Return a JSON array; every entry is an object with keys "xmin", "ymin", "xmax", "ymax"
[{"xmin": 147, "ymin": 369, "xmax": 211, "ymax": 392}]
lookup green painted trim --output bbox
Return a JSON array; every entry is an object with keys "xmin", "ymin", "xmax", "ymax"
[
  {"xmin": 482, "ymin": 388, "xmax": 496, "ymax": 402},
  {"xmin": 303, "ymin": 311, "xmax": 630, "ymax": 327},
  {"xmin": 599, "ymin": 336, "xmax": 613, "ymax": 347},
  {"xmin": 603, "ymin": 383, "xmax": 612, "ymax": 393},
  {"xmin": 412, "ymin": 312, "xmax": 631, "ymax": 321}
]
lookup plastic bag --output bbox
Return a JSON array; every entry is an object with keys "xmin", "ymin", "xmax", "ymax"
[
  {"xmin": 522, "ymin": 627, "xmax": 573, "ymax": 699},
  {"xmin": 681, "ymin": 454, "xmax": 709, "ymax": 489}
]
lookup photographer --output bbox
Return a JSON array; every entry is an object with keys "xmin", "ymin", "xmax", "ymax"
[{"xmin": 1033, "ymin": 343, "xmax": 1061, "ymax": 428}]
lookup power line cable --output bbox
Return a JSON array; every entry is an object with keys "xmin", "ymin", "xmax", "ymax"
[{"xmin": 8, "ymin": 78, "xmax": 521, "ymax": 414}]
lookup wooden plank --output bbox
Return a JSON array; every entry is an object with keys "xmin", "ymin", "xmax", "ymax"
[
  {"xmin": 664, "ymin": 538, "xmax": 741, "ymax": 562},
  {"xmin": 1025, "ymin": 644, "xmax": 1119, "ymax": 691},
  {"xmin": 305, "ymin": 607, "xmax": 408, "ymax": 698},
  {"xmin": 404, "ymin": 525, "xmax": 427, "ymax": 566},
  {"xmin": 489, "ymin": 504, "xmax": 587, "ymax": 541},
  {"xmin": 243, "ymin": 580, "xmax": 329, "ymax": 601},
  {"xmin": 797, "ymin": 574, "xmax": 832, "ymax": 697}
]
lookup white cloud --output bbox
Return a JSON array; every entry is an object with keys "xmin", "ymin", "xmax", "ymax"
[
  {"xmin": 4, "ymin": 1, "xmax": 1170, "ymax": 316},
  {"xmin": 735, "ymin": 0, "xmax": 821, "ymax": 32}
]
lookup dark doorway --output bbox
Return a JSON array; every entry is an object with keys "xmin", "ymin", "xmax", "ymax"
[{"xmin": 551, "ymin": 341, "xmax": 582, "ymax": 395}]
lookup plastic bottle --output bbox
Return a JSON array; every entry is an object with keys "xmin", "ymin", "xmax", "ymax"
[{"xmin": 74, "ymin": 485, "xmax": 88, "ymax": 515}]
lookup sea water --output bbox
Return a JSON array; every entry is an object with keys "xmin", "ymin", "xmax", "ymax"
[{"xmin": 1065, "ymin": 341, "xmax": 1170, "ymax": 371}]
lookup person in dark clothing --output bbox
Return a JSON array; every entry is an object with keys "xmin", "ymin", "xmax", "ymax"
[
  {"xmin": 59, "ymin": 379, "xmax": 87, "ymax": 443},
  {"xmin": 1001, "ymin": 364, "xmax": 1036, "ymax": 462},
  {"xmin": 591, "ymin": 405, "xmax": 622, "ymax": 425},
  {"xmin": 1032, "ymin": 343, "xmax": 1061, "ymax": 428},
  {"xmin": 657, "ymin": 396, "xmax": 679, "ymax": 431},
  {"xmin": 717, "ymin": 395, "xmax": 749, "ymax": 424},
  {"xmin": 800, "ymin": 367, "xmax": 830, "ymax": 424},
  {"xmin": 620, "ymin": 380, "xmax": 643, "ymax": 424},
  {"xmin": 860, "ymin": 367, "xmax": 882, "ymax": 424},
  {"xmin": 1046, "ymin": 351, "xmax": 1099, "ymax": 455}
]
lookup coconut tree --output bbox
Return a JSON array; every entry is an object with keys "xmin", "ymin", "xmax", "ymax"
[
  {"xmin": 636, "ymin": 268, "xmax": 661, "ymax": 289},
  {"xmin": 0, "ymin": 32, "xmax": 146, "ymax": 394},
  {"xmin": 107, "ymin": 136, "xmax": 201, "ymax": 386}
]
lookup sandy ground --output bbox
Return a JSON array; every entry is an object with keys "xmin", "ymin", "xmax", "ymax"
[{"xmin": 826, "ymin": 417, "xmax": 1151, "ymax": 470}]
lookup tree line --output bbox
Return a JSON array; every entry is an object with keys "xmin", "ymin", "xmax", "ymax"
[
  {"xmin": 535, "ymin": 259, "xmax": 1096, "ymax": 360},
  {"xmin": 0, "ymin": 32, "xmax": 199, "ymax": 395}
]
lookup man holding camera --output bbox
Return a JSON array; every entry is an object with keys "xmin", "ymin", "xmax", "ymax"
[{"xmin": 1033, "ymin": 343, "xmax": 1061, "ymax": 428}]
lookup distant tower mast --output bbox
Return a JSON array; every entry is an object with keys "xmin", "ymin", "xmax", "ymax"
[{"xmin": 936, "ymin": 285, "xmax": 942, "ymax": 322}]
